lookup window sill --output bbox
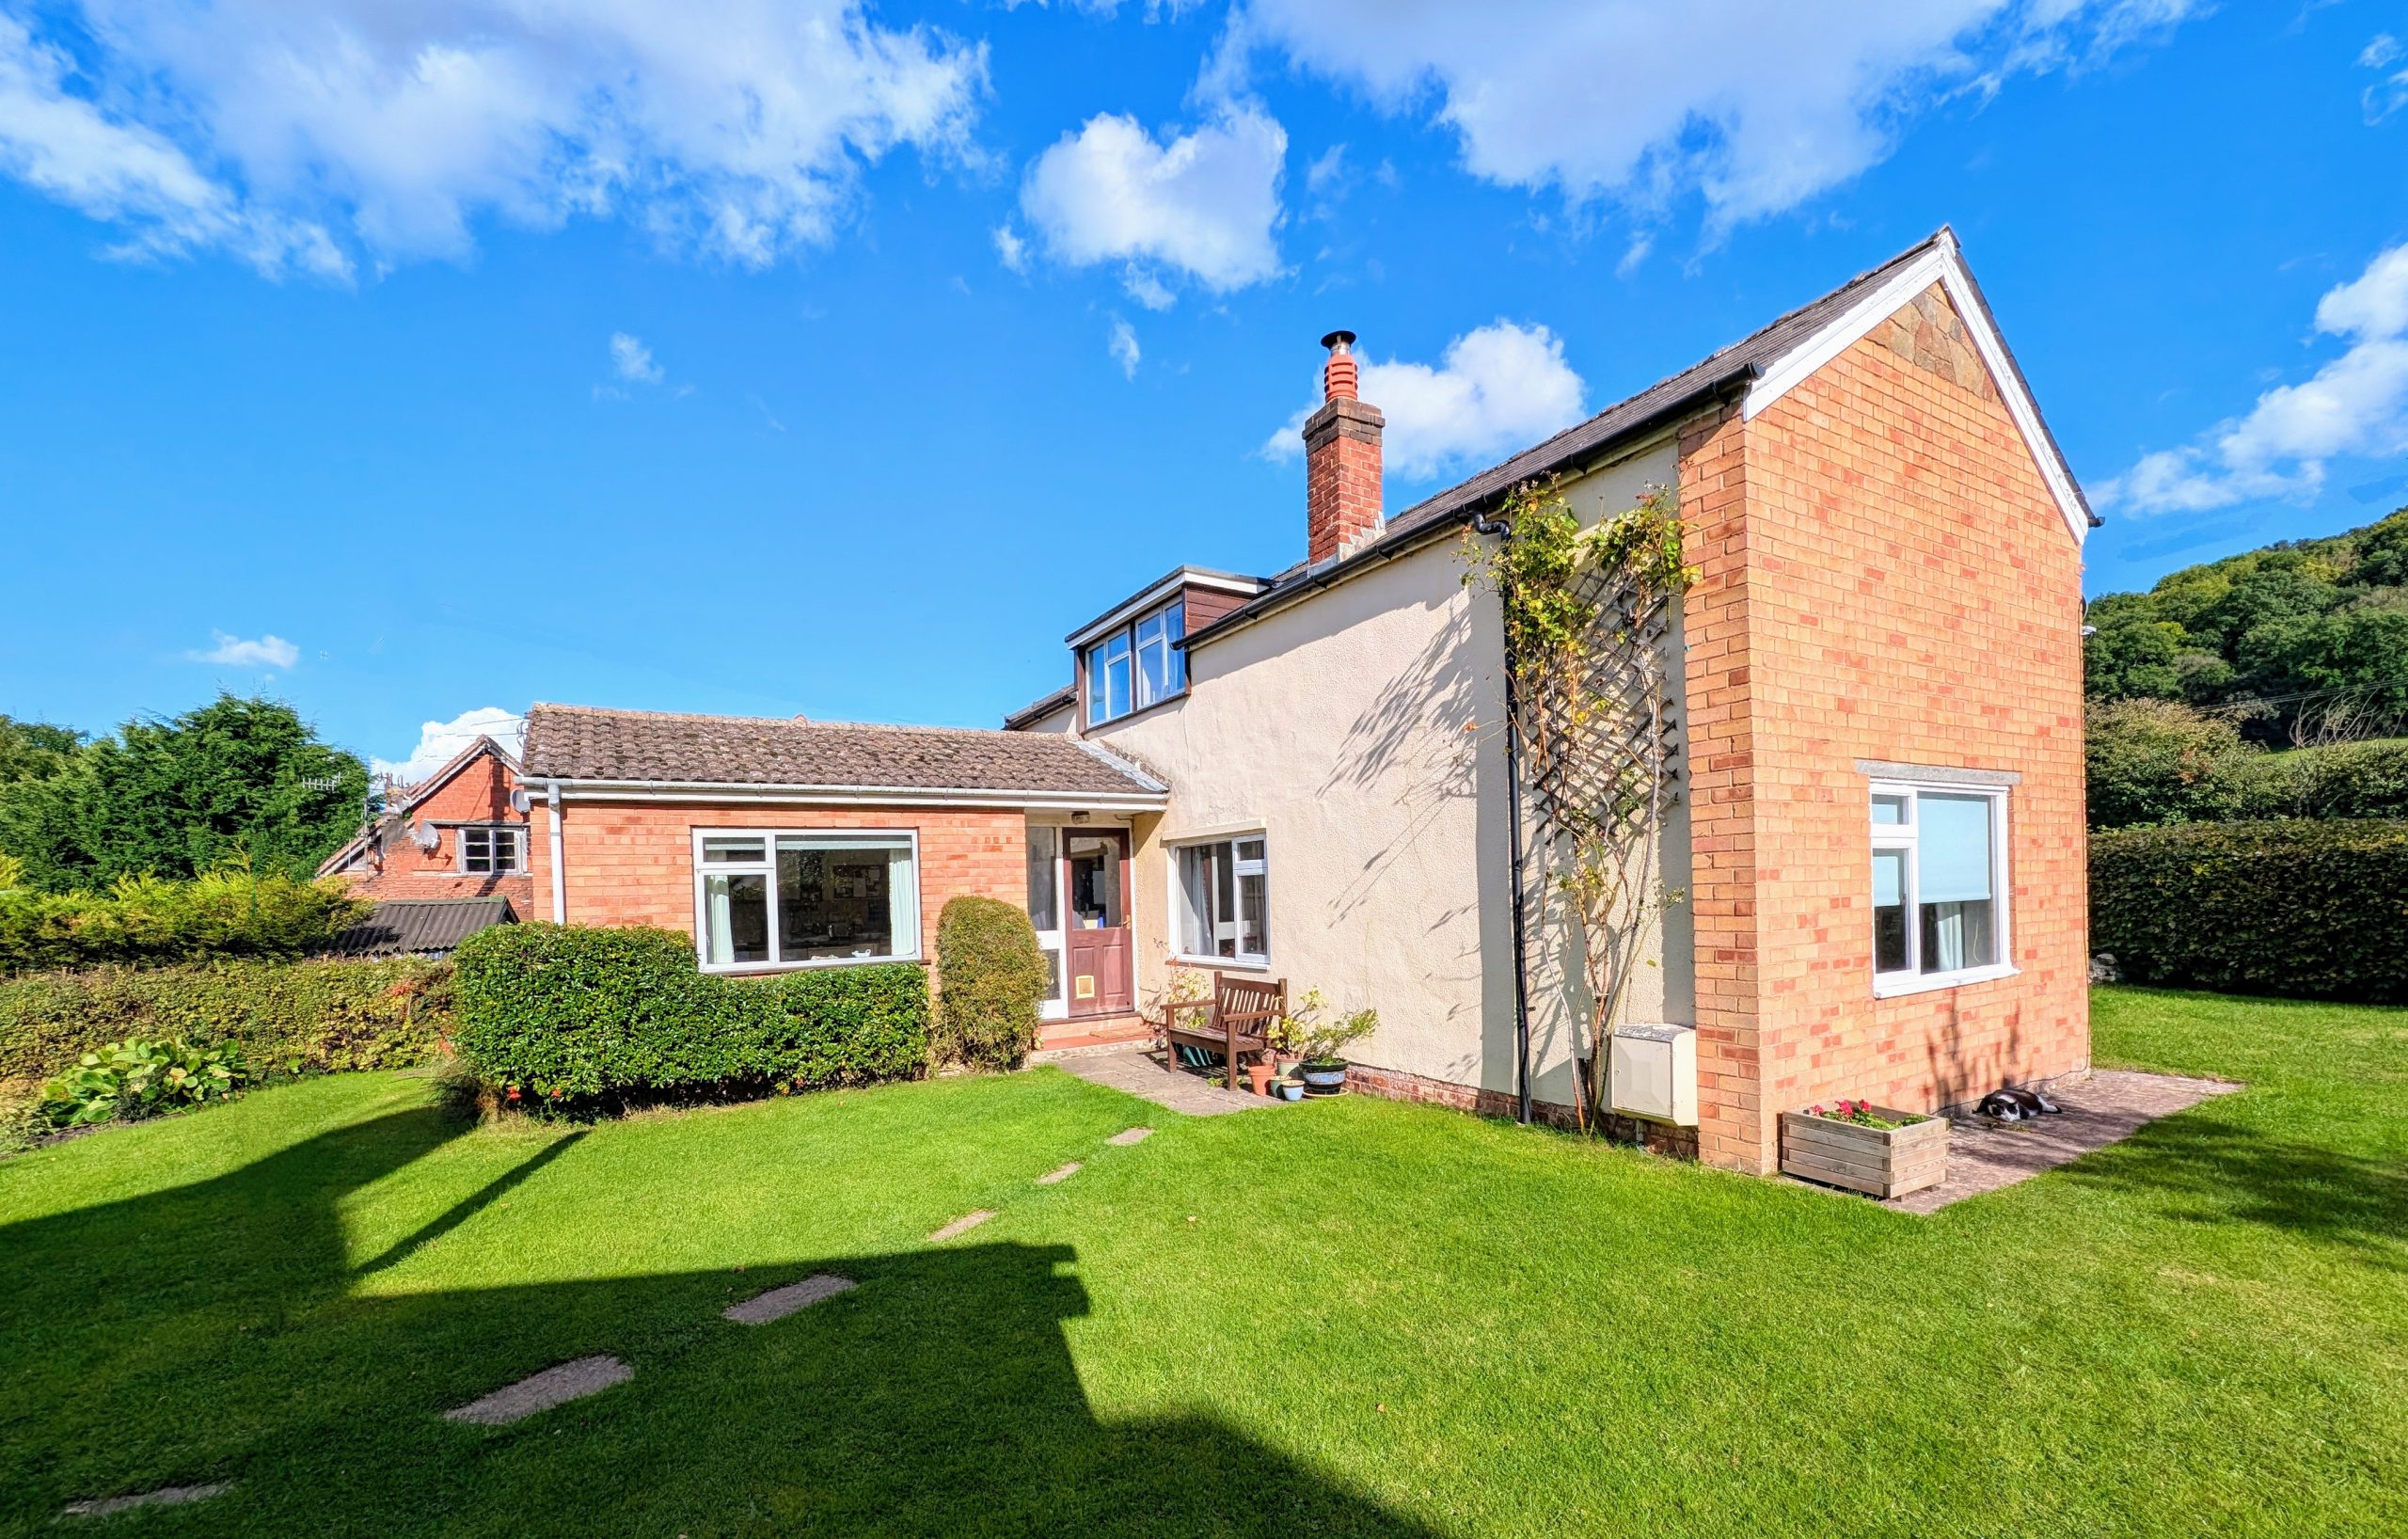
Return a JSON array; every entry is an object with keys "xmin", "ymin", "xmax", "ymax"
[
  {"xmin": 1873, "ymin": 963, "xmax": 2017, "ymax": 999},
  {"xmin": 1168, "ymin": 954, "xmax": 1272, "ymax": 973},
  {"xmin": 701, "ymin": 955, "xmax": 925, "ymax": 976}
]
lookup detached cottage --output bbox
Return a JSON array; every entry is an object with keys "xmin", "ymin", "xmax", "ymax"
[{"xmin": 518, "ymin": 229, "xmax": 2091, "ymax": 1175}]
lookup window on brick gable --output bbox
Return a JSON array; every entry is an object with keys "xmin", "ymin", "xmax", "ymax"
[
  {"xmin": 695, "ymin": 830, "xmax": 919, "ymax": 970},
  {"xmin": 1869, "ymin": 782, "xmax": 2010, "ymax": 996},
  {"xmin": 459, "ymin": 825, "xmax": 525, "ymax": 875}
]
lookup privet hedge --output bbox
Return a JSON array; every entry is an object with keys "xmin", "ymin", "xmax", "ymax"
[
  {"xmin": 451, "ymin": 923, "xmax": 928, "ymax": 1103},
  {"xmin": 932, "ymin": 896, "xmax": 1048, "ymax": 1071},
  {"xmin": 0, "ymin": 957, "xmax": 452, "ymax": 1088},
  {"xmin": 2091, "ymin": 819, "xmax": 2408, "ymax": 1003}
]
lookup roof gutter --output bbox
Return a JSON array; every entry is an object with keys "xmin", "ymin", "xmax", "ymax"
[{"xmin": 531, "ymin": 775, "xmax": 1167, "ymax": 812}]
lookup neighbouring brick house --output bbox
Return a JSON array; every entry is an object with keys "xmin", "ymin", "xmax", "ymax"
[
  {"xmin": 317, "ymin": 736, "xmax": 535, "ymax": 917},
  {"xmin": 513, "ymin": 228, "xmax": 2092, "ymax": 1175}
]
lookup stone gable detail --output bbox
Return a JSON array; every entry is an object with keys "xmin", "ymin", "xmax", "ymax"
[{"xmin": 1882, "ymin": 282, "xmax": 2000, "ymax": 403}]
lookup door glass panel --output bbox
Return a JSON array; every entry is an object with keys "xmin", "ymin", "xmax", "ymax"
[
  {"xmin": 1025, "ymin": 825, "xmax": 1060, "ymax": 932},
  {"xmin": 1067, "ymin": 834, "xmax": 1123, "ymax": 928},
  {"xmin": 1039, "ymin": 946, "xmax": 1063, "ymax": 1004}
]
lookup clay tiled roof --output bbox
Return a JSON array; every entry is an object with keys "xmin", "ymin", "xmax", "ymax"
[{"xmin": 521, "ymin": 704, "xmax": 1164, "ymax": 798}]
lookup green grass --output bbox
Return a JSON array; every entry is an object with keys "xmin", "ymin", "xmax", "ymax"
[{"xmin": 3, "ymin": 988, "xmax": 2403, "ymax": 1536}]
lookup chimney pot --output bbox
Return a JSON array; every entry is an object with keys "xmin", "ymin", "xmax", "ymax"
[{"xmin": 1320, "ymin": 329, "xmax": 1359, "ymax": 403}]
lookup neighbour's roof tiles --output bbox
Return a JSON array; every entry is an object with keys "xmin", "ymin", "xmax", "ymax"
[
  {"xmin": 521, "ymin": 704, "xmax": 1163, "ymax": 796},
  {"xmin": 1003, "ymin": 685, "xmax": 1076, "ymax": 731},
  {"xmin": 1189, "ymin": 230, "xmax": 1987, "ymax": 646},
  {"xmin": 324, "ymin": 896, "xmax": 515, "ymax": 960}
]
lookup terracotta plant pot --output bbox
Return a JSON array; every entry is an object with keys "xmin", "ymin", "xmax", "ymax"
[{"xmin": 1245, "ymin": 1062, "xmax": 1275, "ymax": 1096}]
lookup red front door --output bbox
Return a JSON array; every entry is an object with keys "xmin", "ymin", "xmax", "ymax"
[{"xmin": 1063, "ymin": 830, "xmax": 1133, "ymax": 1016}]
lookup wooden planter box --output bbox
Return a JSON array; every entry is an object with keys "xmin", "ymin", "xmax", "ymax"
[{"xmin": 1779, "ymin": 1107, "xmax": 1949, "ymax": 1198}]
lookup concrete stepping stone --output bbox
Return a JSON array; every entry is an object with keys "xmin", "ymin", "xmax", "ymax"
[
  {"xmin": 1036, "ymin": 1162, "xmax": 1081, "ymax": 1185},
  {"xmin": 444, "ymin": 1356, "xmax": 631, "ymax": 1426},
  {"xmin": 723, "ymin": 1273, "xmax": 854, "ymax": 1325},
  {"xmin": 928, "ymin": 1209, "xmax": 995, "ymax": 1242},
  {"xmin": 1105, "ymin": 1126, "xmax": 1153, "ymax": 1146},
  {"xmin": 62, "ymin": 1483, "xmax": 230, "ymax": 1518}
]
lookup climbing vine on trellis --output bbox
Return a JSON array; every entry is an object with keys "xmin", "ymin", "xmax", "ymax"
[{"xmin": 1463, "ymin": 479, "xmax": 1696, "ymax": 1131}]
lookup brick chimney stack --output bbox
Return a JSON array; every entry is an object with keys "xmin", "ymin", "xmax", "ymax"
[{"xmin": 1303, "ymin": 329, "xmax": 1384, "ymax": 565}]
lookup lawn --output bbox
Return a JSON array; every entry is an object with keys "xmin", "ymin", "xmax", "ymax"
[{"xmin": 2, "ymin": 987, "xmax": 2402, "ymax": 1536}]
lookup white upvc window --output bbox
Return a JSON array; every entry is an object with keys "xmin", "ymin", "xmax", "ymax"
[
  {"xmin": 691, "ymin": 829, "xmax": 921, "ymax": 972},
  {"xmin": 1869, "ymin": 781, "xmax": 2013, "ymax": 997},
  {"xmin": 459, "ymin": 825, "xmax": 525, "ymax": 875},
  {"xmin": 1171, "ymin": 833, "xmax": 1269, "ymax": 966},
  {"xmin": 1085, "ymin": 599, "xmax": 1185, "ymax": 726}
]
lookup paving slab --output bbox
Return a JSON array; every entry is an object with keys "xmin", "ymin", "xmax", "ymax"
[
  {"xmin": 1890, "ymin": 1070, "xmax": 2242, "ymax": 1214},
  {"xmin": 1104, "ymin": 1126, "xmax": 1153, "ymax": 1146},
  {"xmin": 1054, "ymin": 1048, "xmax": 1273, "ymax": 1115},
  {"xmin": 1035, "ymin": 1162, "xmax": 1081, "ymax": 1185},
  {"xmin": 444, "ymin": 1356, "xmax": 632, "ymax": 1426},
  {"xmin": 62, "ymin": 1483, "xmax": 230, "ymax": 1518},
  {"xmin": 929, "ymin": 1209, "xmax": 995, "ymax": 1242},
  {"xmin": 723, "ymin": 1274, "xmax": 854, "ymax": 1325}
]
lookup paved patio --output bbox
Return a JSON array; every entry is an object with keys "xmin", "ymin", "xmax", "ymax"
[
  {"xmin": 1052, "ymin": 1047, "xmax": 1281, "ymax": 1116},
  {"xmin": 1891, "ymin": 1070, "xmax": 2242, "ymax": 1214}
]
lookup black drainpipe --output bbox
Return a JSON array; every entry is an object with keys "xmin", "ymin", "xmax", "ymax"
[{"xmin": 1469, "ymin": 510, "xmax": 1534, "ymax": 1126}]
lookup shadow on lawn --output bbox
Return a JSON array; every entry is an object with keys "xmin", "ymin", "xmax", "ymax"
[
  {"xmin": 2055, "ymin": 1111, "xmax": 2408, "ymax": 1268},
  {"xmin": 0, "ymin": 1103, "xmax": 1434, "ymax": 1537}
]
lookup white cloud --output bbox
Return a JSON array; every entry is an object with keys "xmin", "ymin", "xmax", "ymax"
[
  {"xmin": 610, "ymin": 332, "xmax": 664, "ymax": 384},
  {"xmin": 1262, "ymin": 321, "xmax": 1588, "ymax": 481},
  {"xmin": 372, "ymin": 706, "xmax": 527, "ymax": 784},
  {"xmin": 187, "ymin": 630, "xmax": 300, "ymax": 669},
  {"xmin": 992, "ymin": 222, "xmax": 1029, "ymax": 273},
  {"xmin": 1020, "ymin": 104, "xmax": 1286, "ymax": 298},
  {"xmin": 2099, "ymin": 244, "xmax": 2408, "ymax": 515},
  {"xmin": 1304, "ymin": 142, "xmax": 1347, "ymax": 197},
  {"xmin": 0, "ymin": 2, "xmax": 987, "ymax": 275},
  {"xmin": 2363, "ymin": 34, "xmax": 2408, "ymax": 124},
  {"xmin": 1108, "ymin": 317, "xmax": 1141, "ymax": 378},
  {"xmin": 1220, "ymin": 1, "xmax": 2199, "ymax": 228}
]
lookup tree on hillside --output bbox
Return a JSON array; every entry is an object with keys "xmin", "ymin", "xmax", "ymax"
[{"xmin": 0, "ymin": 695, "xmax": 368, "ymax": 893}]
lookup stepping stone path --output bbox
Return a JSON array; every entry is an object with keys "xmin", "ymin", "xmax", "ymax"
[
  {"xmin": 445, "ymin": 1356, "xmax": 632, "ymax": 1426},
  {"xmin": 62, "ymin": 1483, "xmax": 230, "ymax": 1518},
  {"xmin": 723, "ymin": 1273, "xmax": 854, "ymax": 1325},
  {"xmin": 1105, "ymin": 1126, "xmax": 1153, "ymax": 1146},
  {"xmin": 928, "ymin": 1209, "xmax": 995, "ymax": 1242},
  {"xmin": 1035, "ymin": 1161, "xmax": 1081, "ymax": 1184}
]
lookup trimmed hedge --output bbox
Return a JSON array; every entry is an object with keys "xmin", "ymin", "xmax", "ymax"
[
  {"xmin": 933, "ymin": 896, "xmax": 1048, "ymax": 1071},
  {"xmin": 0, "ymin": 869, "xmax": 370, "ymax": 976},
  {"xmin": 451, "ymin": 923, "xmax": 928, "ymax": 1103},
  {"xmin": 2091, "ymin": 818, "xmax": 2408, "ymax": 1003},
  {"xmin": 0, "ymin": 957, "xmax": 452, "ymax": 1089}
]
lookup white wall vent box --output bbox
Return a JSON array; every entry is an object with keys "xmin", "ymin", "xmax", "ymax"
[{"xmin": 1608, "ymin": 1022, "xmax": 1698, "ymax": 1127}]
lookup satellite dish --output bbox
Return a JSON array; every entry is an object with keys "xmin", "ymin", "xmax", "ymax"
[
  {"xmin": 509, "ymin": 788, "xmax": 532, "ymax": 815},
  {"xmin": 412, "ymin": 819, "xmax": 439, "ymax": 851}
]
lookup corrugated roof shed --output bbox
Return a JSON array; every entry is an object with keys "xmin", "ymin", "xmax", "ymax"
[{"xmin": 324, "ymin": 897, "xmax": 517, "ymax": 960}]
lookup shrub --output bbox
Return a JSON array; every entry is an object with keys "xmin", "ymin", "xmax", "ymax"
[
  {"xmin": 451, "ymin": 923, "xmax": 928, "ymax": 1106},
  {"xmin": 0, "ymin": 868, "xmax": 369, "ymax": 975},
  {"xmin": 2240, "ymin": 738, "xmax": 2408, "ymax": 821},
  {"xmin": 2090, "ymin": 819, "xmax": 2408, "ymax": 1003},
  {"xmin": 40, "ymin": 1038, "xmax": 247, "ymax": 1127},
  {"xmin": 932, "ymin": 896, "xmax": 1048, "ymax": 1071},
  {"xmin": 0, "ymin": 957, "xmax": 452, "ymax": 1090},
  {"xmin": 2085, "ymin": 699, "xmax": 2261, "ymax": 830}
]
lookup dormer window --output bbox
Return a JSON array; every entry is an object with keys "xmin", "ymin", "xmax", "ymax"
[{"xmin": 1085, "ymin": 599, "xmax": 1185, "ymax": 726}]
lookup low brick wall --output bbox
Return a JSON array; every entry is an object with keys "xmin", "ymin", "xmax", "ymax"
[{"xmin": 1343, "ymin": 1061, "xmax": 1700, "ymax": 1159}]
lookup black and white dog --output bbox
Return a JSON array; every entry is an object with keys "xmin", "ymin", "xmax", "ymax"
[{"xmin": 1979, "ymin": 1087, "xmax": 2063, "ymax": 1122}]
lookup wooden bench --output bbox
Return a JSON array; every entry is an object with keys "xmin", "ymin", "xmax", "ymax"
[{"xmin": 1164, "ymin": 975, "xmax": 1287, "ymax": 1088}]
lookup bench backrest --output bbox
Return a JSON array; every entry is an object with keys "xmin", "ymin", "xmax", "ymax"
[{"xmin": 1215, "ymin": 975, "xmax": 1286, "ymax": 1030}]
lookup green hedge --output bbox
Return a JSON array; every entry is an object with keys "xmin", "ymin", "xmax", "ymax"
[
  {"xmin": 0, "ymin": 869, "xmax": 370, "ymax": 976},
  {"xmin": 933, "ymin": 896, "xmax": 1048, "ymax": 1071},
  {"xmin": 2091, "ymin": 819, "xmax": 2408, "ymax": 1002},
  {"xmin": 451, "ymin": 924, "xmax": 928, "ymax": 1103},
  {"xmin": 0, "ymin": 957, "xmax": 452, "ymax": 1089}
]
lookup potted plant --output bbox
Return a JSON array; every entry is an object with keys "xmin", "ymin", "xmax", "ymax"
[
  {"xmin": 1277, "ymin": 989, "xmax": 1378, "ymax": 1096},
  {"xmin": 1244, "ymin": 1061, "xmax": 1275, "ymax": 1096},
  {"xmin": 1778, "ymin": 1099, "xmax": 1948, "ymax": 1198}
]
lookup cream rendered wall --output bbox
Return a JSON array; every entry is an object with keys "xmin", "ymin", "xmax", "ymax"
[{"xmin": 1082, "ymin": 436, "xmax": 1687, "ymax": 1108}]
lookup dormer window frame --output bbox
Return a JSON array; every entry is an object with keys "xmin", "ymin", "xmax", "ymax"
[{"xmin": 1085, "ymin": 597, "xmax": 1185, "ymax": 728}]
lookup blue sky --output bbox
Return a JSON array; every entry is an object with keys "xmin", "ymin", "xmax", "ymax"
[{"xmin": 1, "ymin": 0, "xmax": 2402, "ymax": 775}]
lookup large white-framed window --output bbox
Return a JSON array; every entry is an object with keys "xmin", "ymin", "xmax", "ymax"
[
  {"xmin": 1869, "ymin": 781, "xmax": 2012, "ymax": 997},
  {"xmin": 1170, "ymin": 833, "xmax": 1269, "ymax": 966},
  {"xmin": 1085, "ymin": 599, "xmax": 1185, "ymax": 726},
  {"xmin": 691, "ymin": 829, "xmax": 921, "ymax": 972},
  {"xmin": 458, "ymin": 825, "xmax": 525, "ymax": 875}
]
